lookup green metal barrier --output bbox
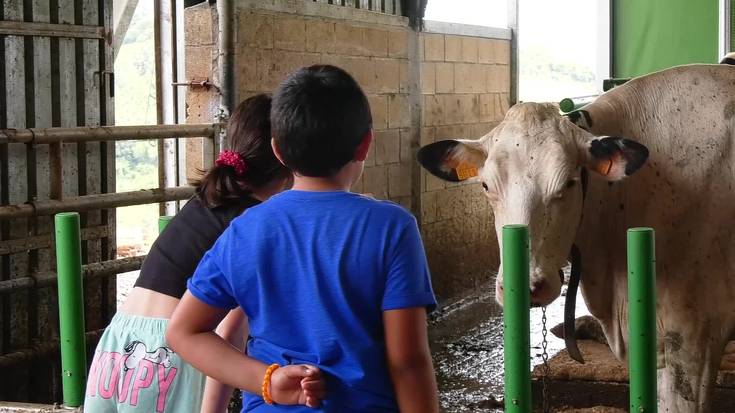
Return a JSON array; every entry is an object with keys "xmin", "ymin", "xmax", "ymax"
[
  {"xmin": 158, "ymin": 215, "xmax": 173, "ymax": 233},
  {"xmin": 627, "ymin": 228, "xmax": 657, "ymax": 412},
  {"xmin": 54, "ymin": 212, "xmax": 86, "ymax": 407},
  {"xmin": 559, "ymin": 95, "xmax": 598, "ymax": 113},
  {"xmin": 500, "ymin": 226, "xmax": 657, "ymax": 411},
  {"xmin": 503, "ymin": 224, "xmax": 531, "ymax": 413}
]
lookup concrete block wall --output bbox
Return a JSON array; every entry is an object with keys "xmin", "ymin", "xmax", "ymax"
[
  {"xmin": 419, "ymin": 30, "xmax": 511, "ymax": 299},
  {"xmin": 237, "ymin": 7, "xmax": 414, "ymax": 207},
  {"xmin": 184, "ymin": 2, "xmax": 511, "ymax": 302}
]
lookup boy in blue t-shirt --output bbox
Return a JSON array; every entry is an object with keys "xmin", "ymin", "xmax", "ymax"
[{"xmin": 167, "ymin": 65, "xmax": 440, "ymax": 412}]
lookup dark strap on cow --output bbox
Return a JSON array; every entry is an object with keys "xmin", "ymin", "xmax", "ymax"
[
  {"xmin": 563, "ymin": 245, "xmax": 584, "ymax": 363},
  {"xmin": 562, "ymin": 167, "xmax": 589, "ymax": 364}
]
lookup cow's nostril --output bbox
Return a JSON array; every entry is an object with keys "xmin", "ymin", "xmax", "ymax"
[{"xmin": 530, "ymin": 280, "xmax": 546, "ymax": 297}]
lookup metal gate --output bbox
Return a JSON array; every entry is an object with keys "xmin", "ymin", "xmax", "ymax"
[{"xmin": 0, "ymin": 0, "xmax": 114, "ymax": 402}]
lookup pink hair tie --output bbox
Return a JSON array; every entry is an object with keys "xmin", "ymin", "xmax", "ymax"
[{"xmin": 215, "ymin": 150, "xmax": 247, "ymax": 176}]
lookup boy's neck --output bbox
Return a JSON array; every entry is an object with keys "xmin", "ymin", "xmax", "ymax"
[
  {"xmin": 291, "ymin": 175, "xmax": 351, "ymax": 192},
  {"xmin": 290, "ymin": 163, "xmax": 361, "ymax": 192}
]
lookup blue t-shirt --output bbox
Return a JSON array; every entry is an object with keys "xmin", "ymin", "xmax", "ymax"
[{"xmin": 188, "ymin": 190, "xmax": 436, "ymax": 412}]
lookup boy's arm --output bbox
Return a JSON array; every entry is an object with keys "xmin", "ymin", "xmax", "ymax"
[
  {"xmin": 383, "ymin": 307, "xmax": 440, "ymax": 413},
  {"xmin": 167, "ymin": 292, "xmax": 268, "ymax": 393},
  {"xmin": 199, "ymin": 309, "xmax": 248, "ymax": 413},
  {"xmin": 167, "ymin": 292, "xmax": 325, "ymax": 407}
]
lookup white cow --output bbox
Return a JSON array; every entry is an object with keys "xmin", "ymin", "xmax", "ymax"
[{"xmin": 417, "ymin": 64, "xmax": 735, "ymax": 412}]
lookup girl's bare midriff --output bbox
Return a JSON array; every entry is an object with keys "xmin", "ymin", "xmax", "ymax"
[{"xmin": 120, "ymin": 286, "xmax": 180, "ymax": 319}]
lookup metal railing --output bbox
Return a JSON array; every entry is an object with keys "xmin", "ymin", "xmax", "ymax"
[{"xmin": 0, "ymin": 123, "xmax": 221, "ymax": 302}]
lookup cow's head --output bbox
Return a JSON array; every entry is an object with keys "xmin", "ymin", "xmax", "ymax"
[{"xmin": 417, "ymin": 103, "xmax": 648, "ymax": 307}]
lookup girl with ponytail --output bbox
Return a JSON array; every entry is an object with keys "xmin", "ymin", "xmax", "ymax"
[{"xmin": 84, "ymin": 94, "xmax": 323, "ymax": 413}]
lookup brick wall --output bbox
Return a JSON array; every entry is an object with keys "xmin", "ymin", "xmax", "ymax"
[
  {"xmin": 184, "ymin": 2, "xmax": 511, "ymax": 302},
  {"xmin": 419, "ymin": 31, "xmax": 510, "ymax": 299}
]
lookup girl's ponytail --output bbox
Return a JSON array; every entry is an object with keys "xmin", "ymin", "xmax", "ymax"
[{"xmin": 195, "ymin": 94, "xmax": 288, "ymax": 208}]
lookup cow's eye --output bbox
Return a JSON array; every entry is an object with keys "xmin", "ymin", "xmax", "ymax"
[
  {"xmin": 565, "ymin": 179, "xmax": 576, "ymax": 189},
  {"xmin": 481, "ymin": 182, "xmax": 489, "ymax": 191}
]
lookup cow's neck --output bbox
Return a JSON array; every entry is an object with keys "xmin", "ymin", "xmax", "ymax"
[{"xmin": 574, "ymin": 174, "xmax": 631, "ymax": 359}]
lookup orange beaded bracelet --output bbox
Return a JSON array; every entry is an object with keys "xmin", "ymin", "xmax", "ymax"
[{"xmin": 261, "ymin": 364, "xmax": 280, "ymax": 405}]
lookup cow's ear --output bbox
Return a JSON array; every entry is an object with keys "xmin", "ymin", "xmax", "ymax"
[
  {"xmin": 417, "ymin": 139, "xmax": 487, "ymax": 182},
  {"xmin": 583, "ymin": 137, "xmax": 648, "ymax": 181}
]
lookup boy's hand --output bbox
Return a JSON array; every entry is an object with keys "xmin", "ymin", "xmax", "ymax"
[{"xmin": 270, "ymin": 365, "xmax": 325, "ymax": 408}]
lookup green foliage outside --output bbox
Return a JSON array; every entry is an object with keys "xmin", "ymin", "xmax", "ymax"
[
  {"xmin": 519, "ymin": 44, "xmax": 597, "ymax": 103},
  {"xmin": 115, "ymin": 1, "xmax": 159, "ymax": 253}
]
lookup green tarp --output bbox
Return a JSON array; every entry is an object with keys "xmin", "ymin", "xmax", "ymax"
[{"xmin": 613, "ymin": 0, "xmax": 720, "ymax": 78}]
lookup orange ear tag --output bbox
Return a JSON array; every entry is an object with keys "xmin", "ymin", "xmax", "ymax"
[
  {"xmin": 455, "ymin": 164, "xmax": 478, "ymax": 180},
  {"xmin": 591, "ymin": 158, "xmax": 613, "ymax": 176}
]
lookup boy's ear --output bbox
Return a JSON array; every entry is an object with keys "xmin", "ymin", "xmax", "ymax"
[
  {"xmin": 354, "ymin": 130, "xmax": 373, "ymax": 162},
  {"xmin": 271, "ymin": 138, "xmax": 287, "ymax": 167}
]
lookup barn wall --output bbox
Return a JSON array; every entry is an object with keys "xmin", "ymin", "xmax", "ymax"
[
  {"xmin": 0, "ymin": 0, "xmax": 115, "ymax": 403},
  {"xmin": 419, "ymin": 28, "xmax": 510, "ymax": 300},
  {"xmin": 184, "ymin": 1, "xmax": 511, "ymax": 303}
]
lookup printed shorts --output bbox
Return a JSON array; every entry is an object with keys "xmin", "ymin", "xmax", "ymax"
[{"xmin": 84, "ymin": 312, "xmax": 205, "ymax": 413}]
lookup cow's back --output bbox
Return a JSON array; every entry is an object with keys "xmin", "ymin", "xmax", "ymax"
[{"xmin": 577, "ymin": 64, "xmax": 735, "ymax": 358}]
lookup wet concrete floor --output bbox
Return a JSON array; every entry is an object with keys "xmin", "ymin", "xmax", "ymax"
[{"xmin": 430, "ymin": 283, "xmax": 590, "ymax": 412}]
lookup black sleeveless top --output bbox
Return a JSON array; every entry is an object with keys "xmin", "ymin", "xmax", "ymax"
[{"xmin": 134, "ymin": 194, "xmax": 261, "ymax": 298}]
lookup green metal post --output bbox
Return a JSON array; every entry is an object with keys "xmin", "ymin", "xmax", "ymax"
[
  {"xmin": 54, "ymin": 212, "xmax": 86, "ymax": 407},
  {"xmin": 559, "ymin": 96, "xmax": 598, "ymax": 113},
  {"xmin": 503, "ymin": 224, "xmax": 531, "ymax": 413},
  {"xmin": 158, "ymin": 215, "xmax": 173, "ymax": 233},
  {"xmin": 628, "ymin": 227, "xmax": 657, "ymax": 412}
]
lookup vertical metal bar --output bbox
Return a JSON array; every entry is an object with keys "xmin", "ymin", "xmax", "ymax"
[
  {"xmin": 154, "ymin": 0, "xmax": 165, "ymax": 216},
  {"xmin": 173, "ymin": 0, "xmax": 186, "ymax": 199},
  {"xmin": 502, "ymin": 224, "xmax": 531, "ymax": 413},
  {"xmin": 100, "ymin": 0, "xmax": 116, "ymax": 323},
  {"xmin": 174, "ymin": 0, "xmax": 187, "ymax": 208},
  {"xmin": 203, "ymin": 124, "xmax": 217, "ymax": 171},
  {"xmin": 730, "ymin": 0, "xmax": 735, "ymax": 52},
  {"xmin": 720, "ymin": 0, "xmax": 728, "ymax": 57},
  {"xmin": 155, "ymin": 0, "xmax": 179, "ymax": 215},
  {"xmin": 609, "ymin": 0, "xmax": 616, "ymax": 77},
  {"xmin": 627, "ymin": 227, "xmax": 657, "ymax": 413},
  {"xmin": 507, "ymin": 0, "xmax": 519, "ymax": 105},
  {"xmin": 54, "ymin": 212, "xmax": 86, "ymax": 408},
  {"xmin": 217, "ymin": 0, "xmax": 234, "ymax": 121},
  {"xmin": 100, "ymin": 0, "xmax": 115, "ymax": 267}
]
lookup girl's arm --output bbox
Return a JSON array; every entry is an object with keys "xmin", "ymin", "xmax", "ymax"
[
  {"xmin": 383, "ymin": 307, "xmax": 440, "ymax": 413},
  {"xmin": 200, "ymin": 309, "xmax": 248, "ymax": 413},
  {"xmin": 167, "ymin": 292, "xmax": 325, "ymax": 407}
]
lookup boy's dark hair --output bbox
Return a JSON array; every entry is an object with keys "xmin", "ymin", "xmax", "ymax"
[
  {"xmin": 271, "ymin": 65, "xmax": 372, "ymax": 177},
  {"xmin": 196, "ymin": 94, "xmax": 290, "ymax": 207}
]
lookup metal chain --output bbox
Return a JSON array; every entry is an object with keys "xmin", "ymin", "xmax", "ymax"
[{"xmin": 541, "ymin": 306, "xmax": 551, "ymax": 413}]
